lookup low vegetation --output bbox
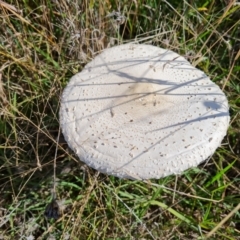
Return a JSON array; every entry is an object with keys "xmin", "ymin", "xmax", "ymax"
[{"xmin": 0, "ymin": 0, "xmax": 239, "ymax": 239}]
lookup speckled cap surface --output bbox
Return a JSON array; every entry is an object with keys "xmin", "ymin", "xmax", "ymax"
[{"xmin": 60, "ymin": 44, "xmax": 229, "ymax": 180}]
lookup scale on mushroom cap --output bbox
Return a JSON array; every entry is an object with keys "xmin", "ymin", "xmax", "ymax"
[{"xmin": 60, "ymin": 44, "xmax": 229, "ymax": 180}]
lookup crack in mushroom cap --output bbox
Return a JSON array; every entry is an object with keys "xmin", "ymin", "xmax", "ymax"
[{"xmin": 60, "ymin": 44, "xmax": 229, "ymax": 180}]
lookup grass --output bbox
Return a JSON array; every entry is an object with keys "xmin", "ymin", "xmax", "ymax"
[{"xmin": 0, "ymin": 0, "xmax": 239, "ymax": 239}]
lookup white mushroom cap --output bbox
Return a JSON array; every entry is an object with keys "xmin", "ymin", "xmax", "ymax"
[{"xmin": 60, "ymin": 44, "xmax": 229, "ymax": 180}]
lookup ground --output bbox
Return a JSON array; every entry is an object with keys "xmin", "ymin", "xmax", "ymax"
[{"xmin": 0, "ymin": 0, "xmax": 239, "ymax": 239}]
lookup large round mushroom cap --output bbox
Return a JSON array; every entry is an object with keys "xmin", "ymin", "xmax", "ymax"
[{"xmin": 60, "ymin": 44, "xmax": 229, "ymax": 180}]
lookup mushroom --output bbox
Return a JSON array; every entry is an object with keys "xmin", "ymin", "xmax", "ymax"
[{"xmin": 60, "ymin": 44, "xmax": 229, "ymax": 180}]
